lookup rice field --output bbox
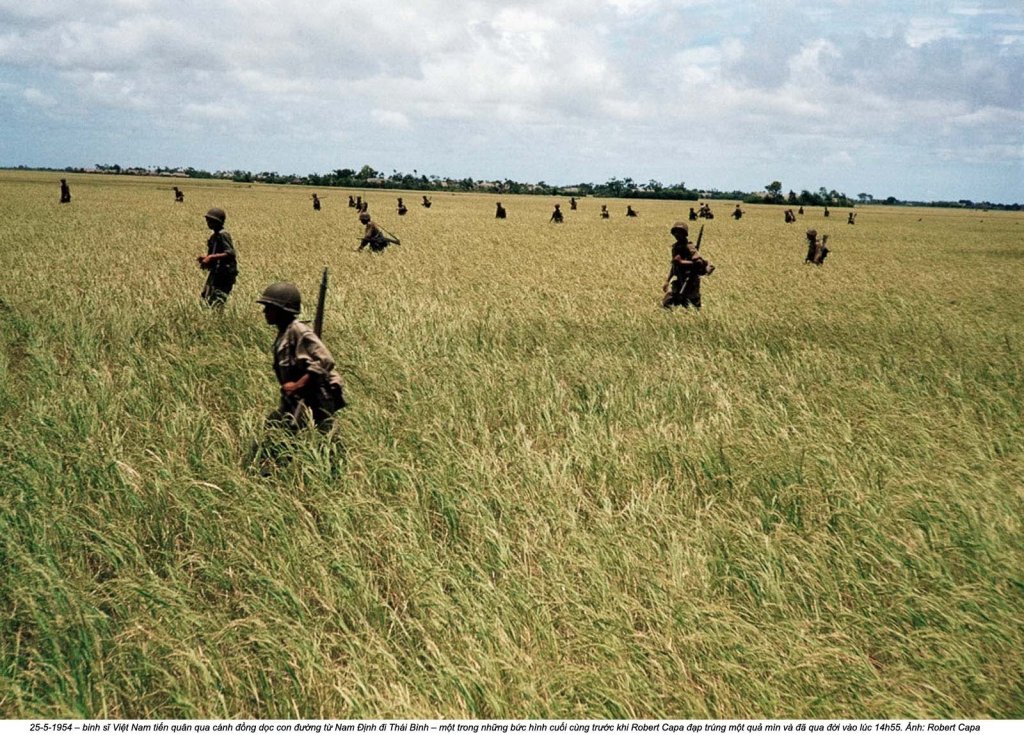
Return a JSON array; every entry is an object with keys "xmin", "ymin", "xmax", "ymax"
[{"xmin": 1, "ymin": 170, "xmax": 1022, "ymax": 718}]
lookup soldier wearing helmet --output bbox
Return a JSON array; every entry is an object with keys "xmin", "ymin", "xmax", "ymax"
[
  {"xmin": 257, "ymin": 282, "xmax": 345, "ymax": 430},
  {"xmin": 495, "ymin": 202, "xmax": 507, "ymax": 219},
  {"xmin": 397, "ymin": 197, "xmax": 408, "ymax": 216},
  {"xmin": 59, "ymin": 179, "xmax": 71, "ymax": 204},
  {"xmin": 662, "ymin": 221, "xmax": 713, "ymax": 310},
  {"xmin": 805, "ymin": 229, "xmax": 829, "ymax": 265},
  {"xmin": 196, "ymin": 207, "xmax": 238, "ymax": 306},
  {"xmin": 549, "ymin": 204, "xmax": 564, "ymax": 223},
  {"xmin": 357, "ymin": 212, "xmax": 399, "ymax": 252}
]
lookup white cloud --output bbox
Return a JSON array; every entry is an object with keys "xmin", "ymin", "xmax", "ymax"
[
  {"xmin": 22, "ymin": 87, "xmax": 56, "ymax": 107},
  {"xmin": 371, "ymin": 109, "xmax": 411, "ymax": 129},
  {"xmin": 0, "ymin": 0, "xmax": 1020, "ymax": 201}
]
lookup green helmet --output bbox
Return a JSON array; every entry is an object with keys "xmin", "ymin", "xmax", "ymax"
[
  {"xmin": 257, "ymin": 282, "xmax": 301, "ymax": 314},
  {"xmin": 205, "ymin": 207, "xmax": 227, "ymax": 224}
]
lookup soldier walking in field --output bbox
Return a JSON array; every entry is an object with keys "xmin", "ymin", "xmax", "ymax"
[
  {"xmin": 732, "ymin": 204, "xmax": 743, "ymax": 219},
  {"xmin": 785, "ymin": 208, "xmax": 796, "ymax": 223},
  {"xmin": 570, "ymin": 197, "xmax": 578, "ymax": 211},
  {"xmin": 495, "ymin": 202, "xmax": 507, "ymax": 219},
  {"xmin": 422, "ymin": 195, "xmax": 432, "ymax": 208},
  {"xmin": 550, "ymin": 204, "xmax": 564, "ymax": 223},
  {"xmin": 312, "ymin": 193, "xmax": 321, "ymax": 211},
  {"xmin": 257, "ymin": 282, "xmax": 346, "ymax": 431},
  {"xmin": 197, "ymin": 208, "xmax": 238, "ymax": 307},
  {"xmin": 804, "ymin": 229, "xmax": 829, "ymax": 265},
  {"xmin": 348, "ymin": 195, "xmax": 357, "ymax": 208},
  {"xmin": 662, "ymin": 221, "xmax": 714, "ymax": 310},
  {"xmin": 356, "ymin": 211, "xmax": 400, "ymax": 252},
  {"xmin": 688, "ymin": 207, "xmax": 698, "ymax": 221},
  {"xmin": 823, "ymin": 206, "xmax": 830, "ymax": 218},
  {"xmin": 59, "ymin": 179, "xmax": 71, "ymax": 204},
  {"xmin": 626, "ymin": 205, "xmax": 638, "ymax": 217},
  {"xmin": 600, "ymin": 204, "xmax": 609, "ymax": 219},
  {"xmin": 397, "ymin": 197, "xmax": 408, "ymax": 216},
  {"xmin": 173, "ymin": 186, "xmax": 185, "ymax": 203},
  {"xmin": 847, "ymin": 212, "xmax": 856, "ymax": 225},
  {"xmin": 798, "ymin": 205, "xmax": 804, "ymax": 215}
]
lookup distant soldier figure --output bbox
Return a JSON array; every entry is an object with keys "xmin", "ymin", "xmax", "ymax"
[
  {"xmin": 732, "ymin": 204, "xmax": 743, "ymax": 220},
  {"xmin": 359, "ymin": 200, "xmax": 369, "ymax": 213},
  {"xmin": 397, "ymin": 197, "xmax": 408, "ymax": 216},
  {"xmin": 600, "ymin": 204, "xmax": 609, "ymax": 219},
  {"xmin": 357, "ymin": 212, "xmax": 399, "ymax": 252},
  {"xmin": 626, "ymin": 205, "xmax": 638, "ymax": 217},
  {"xmin": 823, "ymin": 206, "xmax": 830, "ymax": 218},
  {"xmin": 847, "ymin": 212, "xmax": 856, "ymax": 225},
  {"xmin": 662, "ymin": 221, "xmax": 713, "ymax": 310},
  {"xmin": 173, "ymin": 186, "xmax": 185, "ymax": 203},
  {"xmin": 348, "ymin": 195, "xmax": 357, "ymax": 208},
  {"xmin": 59, "ymin": 179, "xmax": 71, "ymax": 204},
  {"xmin": 496, "ymin": 202, "xmax": 507, "ymax": 219},
  {"xmin": 805, "ymin": 229, "xmax": 830, "ymax": 265},
  {"xmin": 257, "ymin": 282, "xmax": 345, "ymax": 431},
  {"xmin": 197, "ymin": 207, "xmax": 238, "ymax": 307},
  {"xmin": 422, "ymin": 195, "xmax": 432, "ymax": 208},
  {"xmin": 798, "ymin": 205, "xmax": 804, "ymax": 215},
  {"xmin": 550, "ymin": 204, "xmax": 564, "ymax": 223},
  {"xmin": 688, "ymin": 207, "xmax": 698, "ymax": 221},
  {"xmin": 312, "ymin": 193, "xmax": 321, "ymax": 211},
  {"xmin": 570, "ymin": 197, "xmax": 578, "ymax": 211},
  {"xmin": 355, "ymin": 195, "xmax": 363, "ymax": 211},
  {"xmin": 699, "ymin": 202, "xmax": 714, "ymax": 219},
  {"xmin": 784, "ymin": 209, "xmax": 796, "ymax": 223}
]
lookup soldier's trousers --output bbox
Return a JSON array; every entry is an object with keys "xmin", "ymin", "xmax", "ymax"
[
  {"xmin": 202, "ymin": 272, "xmax": 236, "ymax": 306},
  {"xmin": 267, "ymin": 385, "xmax": 343, "ymax": 432},
  {"xmin": 663, "ymin": 280, "xmax": 701, "ymax": 309}
]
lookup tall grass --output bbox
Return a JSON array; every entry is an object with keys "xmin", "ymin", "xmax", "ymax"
[{"xmin": 1, "ymin": 171, "xmax": 1022, "ymax": 718}]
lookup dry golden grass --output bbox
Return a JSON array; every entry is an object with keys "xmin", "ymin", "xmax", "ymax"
[{"xmin": 1, "ymin": 170, "xmax": 1022, "ymax": 718}]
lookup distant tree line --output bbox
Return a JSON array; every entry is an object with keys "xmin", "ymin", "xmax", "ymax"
[{"xmin": 7, "ymin": 164, "xmax": 1019, "ymax": 209}]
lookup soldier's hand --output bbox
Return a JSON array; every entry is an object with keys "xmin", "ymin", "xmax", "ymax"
[
  {"xmin": 282, "ymin": 380, "xmax": 301, "ymax": 396},
  {"xmin": 662, "ymin": 281, "xmax": 670, "ymax": 293}
]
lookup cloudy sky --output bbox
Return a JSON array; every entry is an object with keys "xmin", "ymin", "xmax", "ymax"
[{"xmin": 1, "ymin": 0, "xmax": 1021, "ymax": 202}]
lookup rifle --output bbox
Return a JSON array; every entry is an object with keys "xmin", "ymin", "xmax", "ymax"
[
  {"xmin": 695, "ymin": 224, "xmax": 704, "ymax": 250},
  {"xmin": 313, "ymin": 268, "xmax": 328, "ymax": 337}
]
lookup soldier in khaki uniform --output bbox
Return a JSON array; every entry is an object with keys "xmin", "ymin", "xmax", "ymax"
[
  {"xmin": 662, "ymin": 221, "xmax": 713, "ymax": 310},
  {"xmin": 357, "ymin": 211, "xmax": 399, "ymax": 251},
  {"xmin": 257, "ymin": 282, "xmax": 345, "ymax": 430},
  {"xmin": 197, "ymin": 207, "xmax": 237, "ymax": 306},
  {"xmin": 805, "ymin": 229, "xmax": 829, "ymax": 264}
]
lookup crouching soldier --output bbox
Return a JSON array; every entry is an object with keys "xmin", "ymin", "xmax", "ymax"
[
  {"xmin": 257, "ymin": 282, "xmax": 345, "ymax": 430},
  {"xmin": 357, "ymin": 211, "xmax": 400, "ymax": 251},
  {"xmin": 662, "ymin": 221, "xmax": 714, "ymax": 310},
  {"xmin": 197, "ymin": 207, "xmax": 237, "ymax": 307}
]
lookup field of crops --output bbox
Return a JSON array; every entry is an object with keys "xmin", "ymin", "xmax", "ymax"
[{"xmin": 1, "ymin": 170, "xmax": 1022, "ymax": 718}]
